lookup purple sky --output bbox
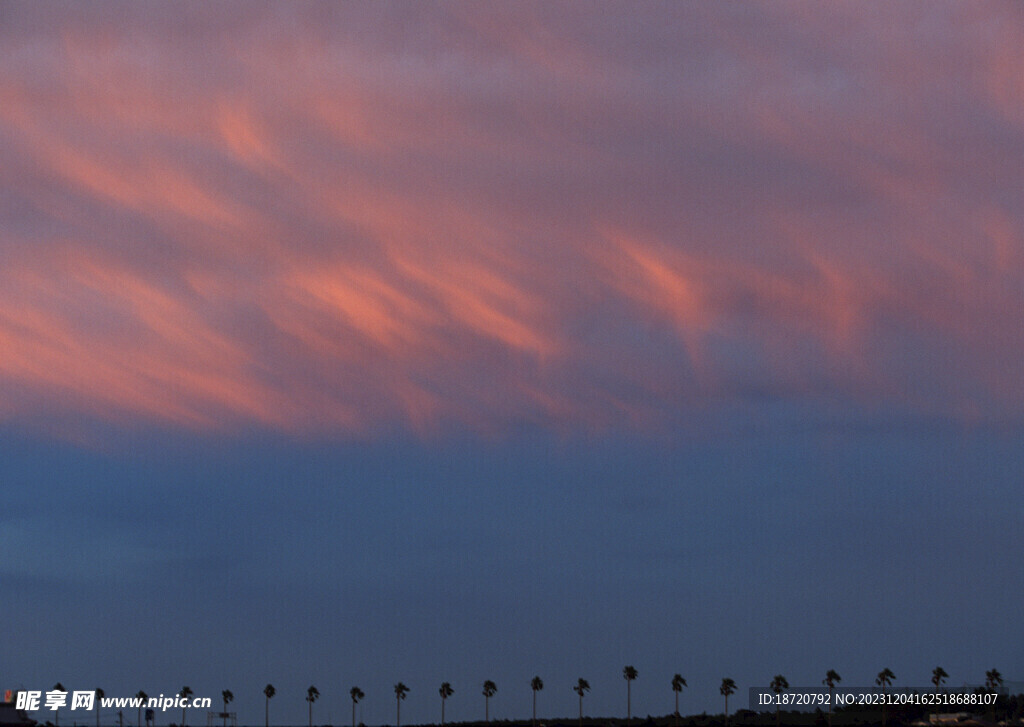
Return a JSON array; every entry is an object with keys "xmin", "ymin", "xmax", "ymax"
[{"xmin": 1, "ymin": 3, "xmax": 1022, "ymax": 725}]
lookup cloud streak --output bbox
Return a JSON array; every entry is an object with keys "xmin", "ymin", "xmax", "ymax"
[{"xmin": 1, "ymin": 2, "xmax": 1022, "ymax": 436}]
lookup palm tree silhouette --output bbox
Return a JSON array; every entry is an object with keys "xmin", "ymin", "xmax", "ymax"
[
  {"xmin": 350, "ymin": 687, "xmax": 364, "ymax": 727},
  {"xmin": 393, "ymin": 683, "xmax": 409, "ymax": 727},
  {"xmin": 180, "ymin": 687, "xmax": 193, "ymax": 727},
  {"xmin": 136, "ymin": 691, "xmax": 148, "ymax": 727},
  {"xmin": 306, "ymin": 686, "xmax": 319, "ymax": 727},
  {"xmin": 573, "ymin": 679, "xmax": 590, "ymax": 727},
  {"xmin": 822, "ymin": 671, "xmax": 841, "ymax": 727},
  {"xmin": 221, "ymin": 691, "xmax": 233, "ymax": 727},
  {"xmin": 482, "ymin": 681, "xmax": 497, "ymax": 724},
  {"xmin": 931, "ymin": 667, "xmax": 948, "ymax": 693},
  {"xmin": 770, "ymin": 676, "xmax": 789, "ymax": 727},
  {"xmin": 531, "ymin": 677, "xmax": 543, "ymax": 727},
  {"xmin": 875, "ymin": 669, "xmax": 895, "ymax": 727},
  {"xmin": 264, "ymin": 684, "xmax": 276, "ymax": 727},
  {"xmin": 623, "ymin": 667, "xmax": 638, "ymax": 725},
  {"xmin": 439, "ymin": 683, "xmax": 453, "ymax": 727},
  {"xmin": 985, "ymin": 670, "xmax": 1003, "ymax": 721},
  {"xmin": 53, "ymin": 685, "xmax": 66, "ymax": 727},
  {"xmin": 720, "ymin": 679, "xmax": 736, "ymax": 727},
  {"xmin": 671, "ymin": 674, "xmax": 687, "ymax": 727},
  {"xmin": 95, "ymin": 688, "xmax": 105, "ymax": 727},
  {"xmin": 984, "ymin": 669, "xmax": 1003, "ymax": 693}
]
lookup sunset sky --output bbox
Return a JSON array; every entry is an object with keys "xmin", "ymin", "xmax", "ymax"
[{"xmin": 2, "ymin": 2, "xmax": 1022, "ymax": 724}]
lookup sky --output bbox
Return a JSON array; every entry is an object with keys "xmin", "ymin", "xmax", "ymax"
[{"xmin": 1, "ymin": 2, "xmax": 1022, "ymax": 725}]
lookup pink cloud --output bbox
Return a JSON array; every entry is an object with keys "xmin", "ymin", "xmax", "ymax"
[{"xmin": 1, "ymin": 3, "xmax": 1022, "ymax": 437}]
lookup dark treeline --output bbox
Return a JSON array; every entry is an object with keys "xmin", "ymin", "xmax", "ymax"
[{"xmin": 372, "ymin": 694, "xmax": 1024, "ymax": 727}]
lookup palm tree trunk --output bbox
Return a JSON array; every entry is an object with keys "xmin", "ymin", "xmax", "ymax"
[
  {"xmin": 396, "ymin": 699, "xmax": 401, "ymax": 727},
  {"xmin": 308, "ymin": 701, "xmax": 312, "ymax": 727},
  {"xmin": 486, "ymin": 697, "xmax": 489, "ymax": 724},
  {"xmin": 675, "ymin": 693, "xmax": 679, "ymax": 727},
  {"xmin": 725, "ymin": 695, "xmax": 729, "ymax": 727},
  {"xmin": 628, "ymin": 682, "xmax": 631, "ymax": 725},
  {"xmin": 533, "ymin": 692, "xmax": 537, "ymax": 727},
  {"xmin": 266, "ymin": 698, "xmax": 269, "ymax": 727},
  {"xmin": 352, "ymin": 703, "xmax": 356, "ymax": 727},
  {"xmin": 578, "ymin": 695, "xmax": 582, "ymax": 727}
]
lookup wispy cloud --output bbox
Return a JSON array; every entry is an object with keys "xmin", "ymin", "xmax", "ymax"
[{"xmin": 1, "ymin": 2, "xmax": 1022, "ymax": 436}]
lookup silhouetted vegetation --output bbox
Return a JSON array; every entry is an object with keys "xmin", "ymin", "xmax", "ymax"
[
  {"xmin": 264, "ymin": 684, "xmax": 275, "ymax": 727},
  {"xmin": 399, "ymin": 693, "xmax": 1024, "ymax": 727}
]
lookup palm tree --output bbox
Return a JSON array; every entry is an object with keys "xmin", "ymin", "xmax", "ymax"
[
  {"xmin": 822, "ymin": 671, "xmax": 841, "ymax": 727},
  {"xmin": 53, "ymin": 685, "xmax": 66, "ymax": 727},
  {"xmin": 350, "ymin": 687, "xmax": 364, "ymax": 727},
  {"xmin": 876, "ymin": 669, "xmax": 895, "ymax": 727},
  {"xmin": 573, "ymin": 679, "xmax": 590, "ymax": 727},
  {"xmin": 95, "ymin": 689, "xmax": 105, "ymax": 727},
  {"xmin": 394, "ymin": 683, "xmax": 409, "ymax": 727},
  {"xmin": 482, "ymin": 681, "xmax": 497, "ymax": 724},
  {"xmin": 720, "ymin": 679, "xmax": 736, "ymax": 727},
  {"xmin": 671, "ymin": 674, "xmax": 687, "ymax": 727},
  {"xmin": 264, "ymin": 685, "xmax": 276, "ymax": 727},
  {"xmin": 531, "ymin": 677, "xmax": 544, "ymax": 727},
  {"xmin": 136, "ymin": 691, "xmax": 148, "ymax": 727},
  {"xmin": 985, "ymin": 669, "xmax": 1003, "ymax": 693},
  {"xmin": 439, "ymin": 683, "xmax": 453, "ymax": 727},
  {"xmin": 180, "ymin": 687, "xmax": 193, "ymax": 727},
  {"xmin": 622, "ymin": 667, "xmax": 638, "ymax": 725},
  {"xmin": 931, "ymin": 667, "xmax": 948, "ymax": 693},
  {"xmin": 770, "ymin": 676, "xmax": 789, "ymax": 727},
  {"xmin": 985, "ymin": 670, "xmax": 1003, "ymax": 721},
  {"xmin": 306, "ymin": 686, "xmax": 319, "ymax": 727},
  {"xmin": 221, "ymin": 691, "xmax": 233, "ymax": 727}
]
